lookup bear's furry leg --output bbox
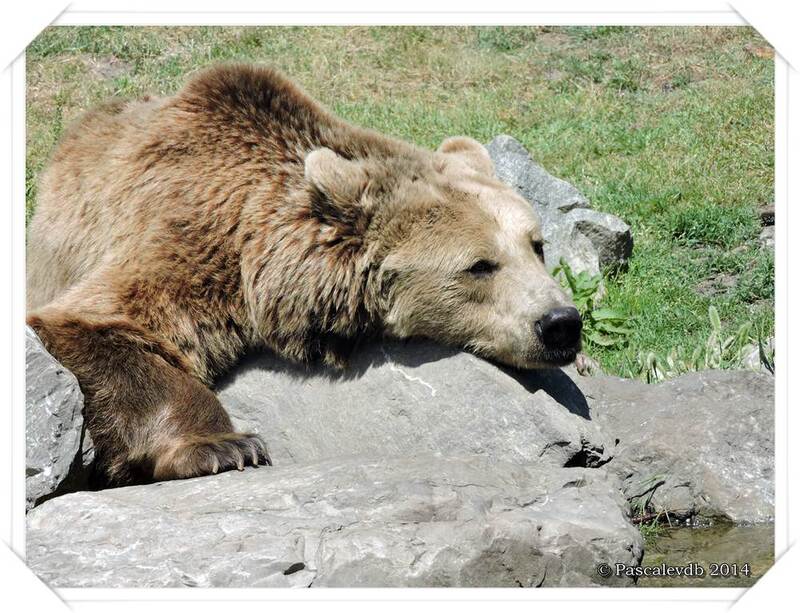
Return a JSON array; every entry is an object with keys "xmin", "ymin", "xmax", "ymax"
[{"xmin": 27, "ymin": 310, "xmax": 270, "ymax": 484}]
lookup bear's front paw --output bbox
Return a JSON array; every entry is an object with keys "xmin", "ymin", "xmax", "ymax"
[{"xmin": 154, "ymin": 432, "xmax": 271, "ymax": 480}]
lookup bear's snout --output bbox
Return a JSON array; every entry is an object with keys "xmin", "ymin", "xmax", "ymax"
[{"xmin": 535, "ymin": 307, "xmax": 582, "ymax": 351}]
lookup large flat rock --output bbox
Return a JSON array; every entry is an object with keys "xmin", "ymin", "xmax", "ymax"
[
  {"xmin": 218, "ymin": 341, "xmax": 773, "ymax": 524},
  {"xmin": 26, "ymin": 455, "xmax": 642, "ymax": 587},
  {"xmin": 218, "ymin": 341, "xmax": 613, "ymax": 469}
]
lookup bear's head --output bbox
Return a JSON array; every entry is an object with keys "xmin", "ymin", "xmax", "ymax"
[{"xmin": 304, "ymin": 136, "xmax": 582, "ymax": 369}]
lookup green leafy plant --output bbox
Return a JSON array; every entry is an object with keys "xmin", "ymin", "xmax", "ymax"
[
  {"xmin": 553, "ymin": 259, "xmax": 633, "ymax": 349},
  {"xmin": 758, "ymin": 333, "xmax": 775, "ymax": 375},
  {"xmin": 626, "ymin": 305, "xmax": 774, "ymax": 382},
  {"xmin": 638, "ymin": 515, "xmax": 668, "ymax": 545}
]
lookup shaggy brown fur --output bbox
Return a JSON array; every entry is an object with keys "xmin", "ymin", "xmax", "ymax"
[{"xmin": 27, "ymin": 64, "xmax": 576, "ymax": 483}]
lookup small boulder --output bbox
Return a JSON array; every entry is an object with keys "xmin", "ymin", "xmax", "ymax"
[
  {"xmin": 541, "ymin": 208, "xmax": 602, "ymax": 277},
  {"xmin": 485, "ymin": 135, "xmax": 633, "ymax": 275},
  {"xmin": 563, "ymin": 208, "xmax": 633, "ymax": 271},
  {"xmin": 739, "ymin": 337, "xmax": 774, "ymax": 374},
  {"xmin": 486, "ymin": 135, "xmax": 590, "ymax": 213}
]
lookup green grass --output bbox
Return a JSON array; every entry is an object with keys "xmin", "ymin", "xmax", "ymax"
[{"xmin": 25, "ymin": 26, "xmax": 774, "ymax": 377}]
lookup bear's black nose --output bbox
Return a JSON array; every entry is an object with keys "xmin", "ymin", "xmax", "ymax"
[{"xmin": 535, "ymin": 307, "xmax": 582, "ymax": 350}]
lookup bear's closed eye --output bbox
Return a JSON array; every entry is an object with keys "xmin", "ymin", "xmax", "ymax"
[{"xmin": 467, "ymin": 260, "xmax": 499, "ymax": 277}]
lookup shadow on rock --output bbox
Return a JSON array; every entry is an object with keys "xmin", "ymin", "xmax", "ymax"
[
  {"xmin": 219, "ymin": 339, "xmax": 592, "ymax": 421},
  {"xmin": 500, "ymin": 365, "xmax": 591, "ymax": 420},
  {"xmin": 216, "ymin": 338, "xmax": 464, "ymax": 386}
]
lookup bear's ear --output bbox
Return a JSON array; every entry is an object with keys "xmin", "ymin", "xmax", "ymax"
[
  {"xmin": 437, "ymin": 136, "xmax": 494, "ymax": 177},
  {"xmin": 304, "ymin": 148, "xmax": 368, "ymax": 208}
]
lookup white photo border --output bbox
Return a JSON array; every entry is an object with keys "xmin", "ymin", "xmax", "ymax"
[{"xmin": 2, "ymin": 2, "xmax": 795, "ymax": 611}]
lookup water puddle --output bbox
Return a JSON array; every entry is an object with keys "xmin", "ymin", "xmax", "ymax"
[{"xmin": 638, "ymin": 523, "xmax": 774, "ymax": 587}]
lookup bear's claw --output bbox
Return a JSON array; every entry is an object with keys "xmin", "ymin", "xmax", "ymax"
[{"xmin": 154, "ymin": 432, "xmax": 271, "ymax": 480}]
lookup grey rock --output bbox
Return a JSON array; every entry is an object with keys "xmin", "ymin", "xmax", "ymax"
[
  {"xmin": 563, "ymin": 208, "xmax": 633, "ymax": 270},
  {"xmin": 26, "ymin": 326, "xmax": 93, "ymax": 511},
  {"xmin": 26, "ymin": 456, "xmax": 643, "ymax": 587},
  {"xmin": 218, "ymin": 340, "xmax": 613, "ymax": 470},
  {"xmin": 219, "ymin": 341, "xmax": 772, "ymax": 523},
  {"xmin": 25, "ymin": 326, "xmax": 772, "ymax": 587},
  {"xmin": 486, "ymin": 135, "xmax": 590, "ymax": 213},
  {"xmin": 486, "ymin": 135, "xmax": 632, "ymax": 275},
  {"xmin": 27, "ymin": 323, "xmax": 772, "ymax": 529},
  {"xmin": 579, "ymin": 369, "xmax": 774, "ymax": 523},
  {"xmin": 541, "ymin": 208, "xmax": 602, "ymax": 277}
]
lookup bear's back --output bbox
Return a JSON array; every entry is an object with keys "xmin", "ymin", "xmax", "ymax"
[
  {"xmin": 26, "ymin": 64, "xmax": 411, "ymax": 311},
  {"xmin": 27, "ymin": 96, "xmax": 164, "ymax": 309}
]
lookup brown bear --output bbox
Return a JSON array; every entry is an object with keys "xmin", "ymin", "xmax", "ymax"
[{"xmin": 27, "ymin": 64, "xmax": 582, "ymax": 484}]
